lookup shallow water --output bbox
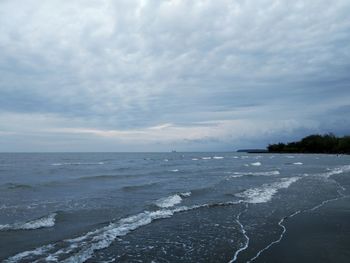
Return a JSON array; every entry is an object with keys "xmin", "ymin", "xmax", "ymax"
[{"xmin": 0, "ymin": 152, "xmax": 349, "ymax": 262}]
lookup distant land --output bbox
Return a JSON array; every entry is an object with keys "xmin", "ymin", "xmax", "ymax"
[
  {"xmin": 267, "ymin": 134, "xmax": 350, "ymax": 154},
  {"xmin": 237, "ymin": 149, "xmax": 268, "ymax": 153}
]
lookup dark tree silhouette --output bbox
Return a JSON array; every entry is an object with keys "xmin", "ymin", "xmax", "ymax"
[{"xmin": 268, "ymin": 134, "xmax": 350, "ymax": 154}]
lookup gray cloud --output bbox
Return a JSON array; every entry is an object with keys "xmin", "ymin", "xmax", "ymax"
[{"xmin": 0, "ymin": 0, "xmax": 350, "ymax": 151}]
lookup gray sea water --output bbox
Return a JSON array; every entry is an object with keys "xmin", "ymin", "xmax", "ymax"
[{"xmin": 0, "ymin": 152, "xmax": 349, "ymax": 262}]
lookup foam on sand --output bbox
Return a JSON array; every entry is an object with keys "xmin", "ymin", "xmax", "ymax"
[
  {"xmin": 0, "ymin": 213, "xmax": 57, "ymax": 231},
  {"xmin": 235, "ymin": 177, "xmax": 300, "ymax": 203}
]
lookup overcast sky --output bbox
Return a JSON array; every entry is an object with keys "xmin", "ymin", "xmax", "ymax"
[{"xmin": 0, "ymin": 0, "xmax": 350, "ymax": 152}]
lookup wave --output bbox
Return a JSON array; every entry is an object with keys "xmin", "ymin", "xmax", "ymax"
[
  {"xmin": 4, "ymin": 201, "xmax": 231, "ymax": 263},
  {"xmin": 51, "ymin": 162, "xmax": 104, "ymax": 166},
  {"xmin": 2, "ymin": 183, "xmax": 33, "ymax": 190},
  {"xmin": 169, "ymin": 169, "xmax": 179, "ymax": 172},
  {"xmin": 122, "ymin": 182, "xmax": 159, "ymax": 191},
  {"xmin": 5, "ymin": 198, "xmax": 245, "ymax": 263},
  {"xmin": 77, "ymin": 175, "xmax": 120, "ymax": 181},
  {"xmin": 213, "ymin": 156, "xmax": 224, "ymax": 159},
  {"xmin": 231, "ymin": 171, "xmax": 280, "ymax": 177},
  {"xmin": 316, "ymin": 165, "xmax": 350, "ymax": 179},
  {"xmin": 0, "ymin": 213, "xmax": 56, "ymax": 231},
  {"xmin": 235, "ymin": 177, "xmax": 300, "ymax": 204},
  {"xmin": 201, "ymin": 157, "xmax": 212, "ymax": 160},
  {"xmin": 250, "ymin": 162, "xmax": 262, "ymax": 166},
  {"xmin": 293, "ymin": 162, "xmax": 303, "ymax": 165},
  {"xmin": 155, "ymin": 192, "xmax": 191, "ymax": 208}
]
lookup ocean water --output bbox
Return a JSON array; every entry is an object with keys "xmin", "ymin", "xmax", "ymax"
[{"xmin": 0, "ymin": 152, "xmax": 349, "ymax": 262}]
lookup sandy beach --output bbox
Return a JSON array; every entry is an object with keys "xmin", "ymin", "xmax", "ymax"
[{"xmin": 253, "ymin": 175, "xmax": 350, "ymax": 263}]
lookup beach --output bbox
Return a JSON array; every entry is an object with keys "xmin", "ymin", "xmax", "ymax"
[{"xmin": 251, "ymin": 175, "xmax": 350, "ymax": 263}]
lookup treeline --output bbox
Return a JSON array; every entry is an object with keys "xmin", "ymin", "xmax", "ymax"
[{"xmin": 268, "ymin": 134, "xmax": 350, "ymax": 154}]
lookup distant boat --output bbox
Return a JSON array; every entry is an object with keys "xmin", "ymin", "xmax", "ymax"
[{"xmin": 171, "ymin": 150, "xmax": 177, "ymax": 153}]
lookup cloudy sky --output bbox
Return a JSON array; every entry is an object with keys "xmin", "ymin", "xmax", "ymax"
[{"xmin": 0, "ymin": 0, "xmax": 349, "ymax": 152}]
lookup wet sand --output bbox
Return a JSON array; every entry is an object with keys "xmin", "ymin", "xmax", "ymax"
[{"xmin": 255, "ymin": 196, "xmax": 350, "ymax": 263}]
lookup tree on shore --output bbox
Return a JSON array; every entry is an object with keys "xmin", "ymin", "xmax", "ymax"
[{"xmin": 268, "ymin": 134, "xmax": 350, "ymax": 154}]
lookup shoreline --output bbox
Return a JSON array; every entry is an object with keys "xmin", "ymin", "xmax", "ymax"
[{"xmin": 253, "ymin": 195, "xmax": 350, "ymax": 263}]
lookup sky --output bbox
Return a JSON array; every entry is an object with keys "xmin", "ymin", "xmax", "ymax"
[{"xmin": 0, "ymin": 0, "xmax": 350, "ymax": 152}]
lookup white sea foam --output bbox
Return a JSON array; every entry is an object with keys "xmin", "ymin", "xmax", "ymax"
[
  {"xmin": 226, "ymin": 174, "xmax": 244, "ymax": 179},
  {"xmin": 293, "ymin": 162, "xmax": 303, "ymax": 165},
  {"xmin": 229, "ymin": 204, "xmax": 249, "ymax": 263},
  {"xmin": 0, "ymin": 213, "xmax": 56, "ymax": 231},
  {"xmin": 180, "ymin": 191, "xmax": 191, "ymax": 197},
  {"xmin": 236, "ymin": 177, "xmax": 300, "ymax": 203},
  {"xmin": 4, "ymin": 244, "xmax": 55, "ymax": 263},
  {"xmin": 169, "ymin": 169, "xmax": 179, "ymax": 172},
  {"xmin": 155, "ymin": 192, "xmax": 191, "ymax": 208},
  {"xmin": 192, "ymin": 158, "xmax": 199, "ymax": 161},
  {"xmin": 202, "ymin": 157, "xmax": 212, "ymax": 160},
  {"xmin": 247, "ymin": 210, "xmax": 301, "ymax": 263},
  {"xmin": 155, "ymin": 195, "xmax": 183, "ymax": 208},
  {"xmin": 213, "ymin": 156, "xmax": 224, "ymax": 159},
  {"xmin": 250, "ymin": 162, "xmax": 262, "ymax": 166},
  {"xmin": 317, "ymin": 165, "xmax": 350, "ymax": 179},
  {"xmin": 233, "ymin": 171, "xmax": 280, "ymax": 177},
  {"xmin": 5, "ymin": 203, "xmax": 208, "ymax": 263}
]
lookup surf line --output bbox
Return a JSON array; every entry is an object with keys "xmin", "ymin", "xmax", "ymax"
[
  {"xmin": 247, "ymin": 180, "xmax": 348, "ymax": 263},
  {"xmin": 229, "ymin": 203, "xmax": 249, "ymax": 263}
]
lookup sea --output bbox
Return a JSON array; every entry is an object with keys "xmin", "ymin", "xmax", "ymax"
[{"xmin": 0, "ymin": 152, "xmax": 349, "ymax": 262}]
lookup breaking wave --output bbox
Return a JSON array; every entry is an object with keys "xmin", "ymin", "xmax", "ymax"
[
  {"xmin": 250, "ymin": 162, "xmax": 262, "ymax": 166},
  {"xmin": 3, "ymin": 203, "xmax": 216, "ymax": 263},
  {"xmin": 5, "ymin": 174, "xmax": 302, "ymax": 263},
  {"xmin": 155, "ymin": 192, "xmax": 191, "ymax": 208},
  {"xmin": 232, "ymin": 171, "xmax": 280, "ymax": 177},
  {"xmin": 235, "ymin": 177, "xmax": 300, "ymax": 203},
  {"xmin": 314, "ymin": 165, "xmax": 350, "ymax": 179},
  {"xmin": 0, "ymin": 213, "xmax": 57, "ymax": 231}
]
